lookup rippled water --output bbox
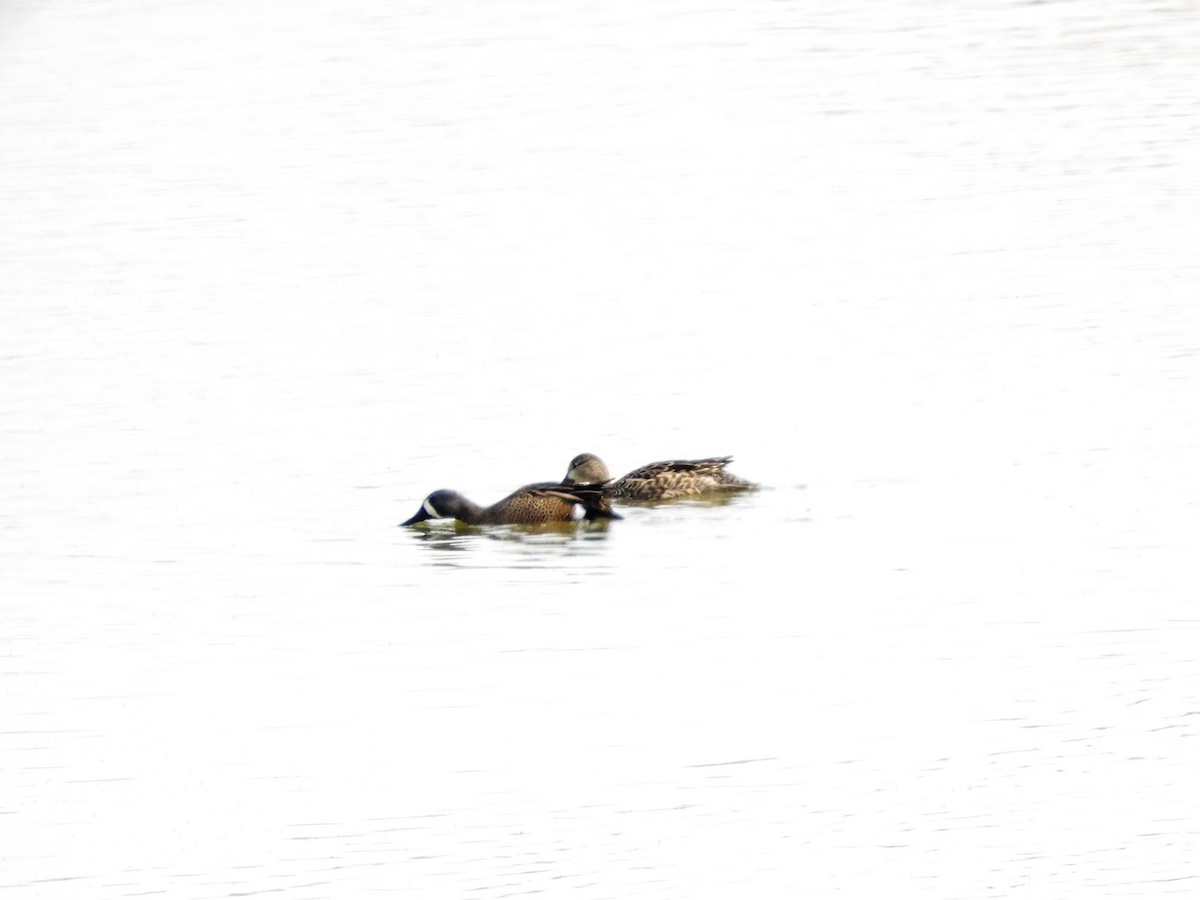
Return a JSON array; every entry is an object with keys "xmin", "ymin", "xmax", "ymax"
[{"xmin": 3, "ymin": 0, "xmax": 1199, "ymax": 897}]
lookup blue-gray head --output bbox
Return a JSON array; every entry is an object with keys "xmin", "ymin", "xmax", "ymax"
[{"xmin": 400, "ymin": 489, "xmax": 469, "ymax": 526}]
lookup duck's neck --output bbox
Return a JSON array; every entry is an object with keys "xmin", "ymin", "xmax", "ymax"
[{"xmin": 453, "ymin": 497, "xmax": 489, "ymax": 525}]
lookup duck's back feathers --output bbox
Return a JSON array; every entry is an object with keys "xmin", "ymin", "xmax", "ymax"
[
  {"xmin": 565, "ymin": 453, "xmax": 758, "ymax": 502},
  {"xmin": 401, "ymin": 481, "xmax": 619, "ymax": 526}
]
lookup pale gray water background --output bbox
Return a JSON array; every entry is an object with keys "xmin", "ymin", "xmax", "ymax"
[{"xmin": 3, "ymin": 0, "xmax": 1200, "ymax": 897}]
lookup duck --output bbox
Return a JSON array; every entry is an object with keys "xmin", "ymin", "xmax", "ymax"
[
  {"xmin": 400, "ymin": 482, "xmax": 620, "ymax": 526},
  {"xmin": 562, "ymin": 453, "xmax": 758, "ymax": 502}
]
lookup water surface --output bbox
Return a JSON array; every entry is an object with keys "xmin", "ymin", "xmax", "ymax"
[{"xmin": 2, "ymin": 1, "xmax": 1199, "ymax": 897}]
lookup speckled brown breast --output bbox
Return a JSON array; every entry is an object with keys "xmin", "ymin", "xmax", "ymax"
[{"xmin": 481, "ymin": 487, "xmax": 583, "ymax": 524}]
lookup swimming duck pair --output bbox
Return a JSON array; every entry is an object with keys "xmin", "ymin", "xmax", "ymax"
[{"xmin": 401, "ymin": 453, "xmax": 756, "ymax": 526}]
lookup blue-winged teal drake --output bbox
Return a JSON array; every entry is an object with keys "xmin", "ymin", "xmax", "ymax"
[
  {"xmin": 563, "ymin": 453, "xmax": 758, "ymax": 502},
  {"xmin": 401, "ymin": 482, "xmax": 620, "ymax": 526}
]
